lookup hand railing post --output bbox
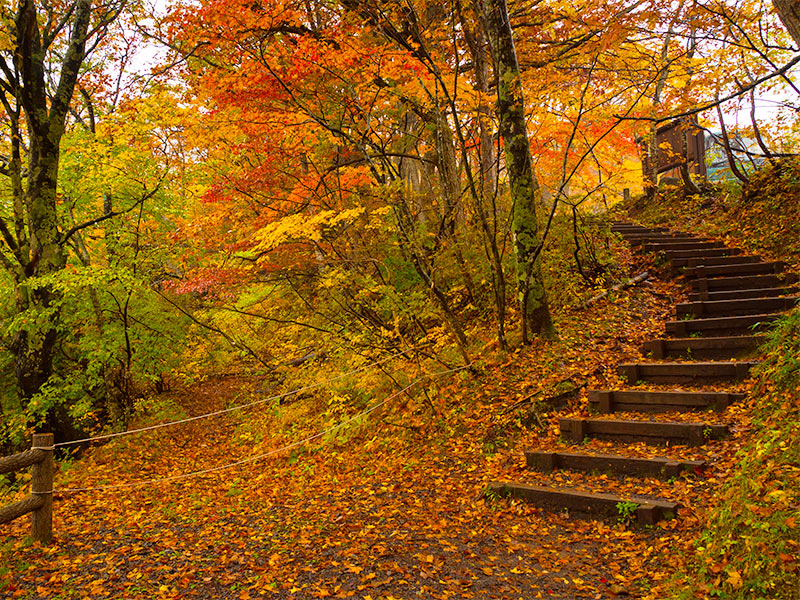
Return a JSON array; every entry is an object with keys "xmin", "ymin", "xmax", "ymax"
[{"xmin": 30, "ymin": 433, "xmax": 53, "ymax": 544}]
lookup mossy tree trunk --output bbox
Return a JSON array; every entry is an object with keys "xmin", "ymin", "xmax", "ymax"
[
  {"xmin": 0, "ymin": 0, "xmax": 93, "ymax": 434},
  {"xmin": 484, "ymin": 0, "xmax": 554, "ymax": 343}
]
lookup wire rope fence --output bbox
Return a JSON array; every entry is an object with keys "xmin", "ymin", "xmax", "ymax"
[{"xmin": 0, "ymin": 358, "xmax": 469, "ymax": 544}]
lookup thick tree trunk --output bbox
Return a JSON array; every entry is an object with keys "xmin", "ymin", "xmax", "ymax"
[
  {"xmin": 1, "ymin": 0, "xmax": 92, "ymax": 439},
  {"xmin": 774, "ymin": 0, "xmax": 800, "ymax": 47},
  {"xmin": 13, "ymin": 149, "xmax": 67, "ymax": 402},
  {"xmin": 12, "ymin": 325, "xmax": 59, "ymax": 400},
  {"xmin": 484, "ymin": 0, "xmax": 554, "ymax": 342}
]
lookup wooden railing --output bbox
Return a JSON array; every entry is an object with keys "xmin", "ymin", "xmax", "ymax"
[{"xmin": 0, "ymin": 433, "xmax": 53, "ymax": 544}]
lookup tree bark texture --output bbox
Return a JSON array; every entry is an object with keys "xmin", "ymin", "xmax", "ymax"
[
  {"xmin": 774, "ymin": 0, "xmax": 800, "ymax": 47},
  {"xmin": 484, "ymin": 0, "xmax": 553, "ymax": 342},
  {"xmin": 0, "ymin": 0, "xmax": 92, "ymax": 434}
]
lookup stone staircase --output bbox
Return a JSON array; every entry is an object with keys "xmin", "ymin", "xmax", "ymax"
[{"xmin": 490, "ymin": 221, "xmax": 798, "ymax": 524}]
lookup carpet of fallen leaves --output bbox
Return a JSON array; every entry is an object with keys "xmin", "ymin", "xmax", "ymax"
[{"xmin": 0, "ymin": 248, "xmax": 756, "ymax": 599}]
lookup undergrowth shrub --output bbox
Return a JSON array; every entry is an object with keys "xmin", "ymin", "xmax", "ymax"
[{"xmin": 541, "ymin": 213, "xmax": 621, "ymax": 309}]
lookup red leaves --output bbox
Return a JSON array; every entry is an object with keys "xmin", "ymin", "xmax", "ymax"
[{"xmin": 165, "ymin": 267, "xmax": 251, "ymax": 298}]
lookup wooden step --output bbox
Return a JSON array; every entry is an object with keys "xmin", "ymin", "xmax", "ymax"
[
  {"xmin": 487, "ymin": 482, "xmax": 679, "ymax": 525},
  {"xmin": 629, "ymin": 235, "xmax": 700, "ymax": 246},
  {"xmin": 617, "ymin": 361, "xmax": 758, "ymax": 385},
  {"xmin": 616, "ymin": 229, "xmax": 669, "ymax": 236},
  {"xmin": 688, "ymin": 286, "xmax": 799, "ymax": 302},
  {"xmin": 643, "ymin": 241, "xmax": 725, "ymax": 253},
  {"xmin": 559, "ymin": 417, "xmax": 728, "ymax": 446},
  {"xmin": 642, "ymin": 335, "xmax": 766, "ymax": 360},
  {"xmin": 612, "ymin": 225, "xmax": 668, "ymax": 233},
  {"xmin": 665, "ymin": 313, "xmax": 783, "ymax": 337},
  {"xmin": 666, "ymin": 248, "xmax": 742, "ymax": 260},
  {"xmin": 675, "ymin": 296, "xmax": 798, "ymax": 319},
  {"xmin": 525, "ymin": 450, "xmax": 706, "ymax": 478},
  {"xmin": 673, "ymin": 255, "xmax": 762, "ymax": 269},
  {"xmin": 692, "ymin": 273, "xmax": 799, "ymax": 292},
  {"xmin": 588, "ymin": 389, "xmax": 743, "ymax": 413},
  {"xmin": 685, "ymin": 262, "xmax": 785, "ymax": 279},
  {"xmin": 624, "ymin": 230, "xmax": 693, "ymax": 238}
]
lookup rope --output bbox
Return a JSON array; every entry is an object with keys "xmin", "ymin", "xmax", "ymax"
[
  {"xmin": 54, "ymin": 351, "xmax": 409, "ymax": 448},
  {"xmin": 55, "ymin": 364, "xmax": 468, "ymax": 494}
]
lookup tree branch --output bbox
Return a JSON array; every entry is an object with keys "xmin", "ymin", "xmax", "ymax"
[
  {"xmin": 60, "ymin": 185, "xmax": 161, "ymax": 246},
  {"xmin": 616, "ymin": 54, "xmax": 800, "ymax": 124}
]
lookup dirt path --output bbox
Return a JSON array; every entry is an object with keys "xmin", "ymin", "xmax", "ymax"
[{"xmin": 2, "ymin": 252, "xmax": 688, "ymax": 599}]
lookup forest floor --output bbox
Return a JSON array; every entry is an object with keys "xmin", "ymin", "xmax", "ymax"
[{"xmin": 0, "ymin": 245, "xmax": 747, "ymax": 599}]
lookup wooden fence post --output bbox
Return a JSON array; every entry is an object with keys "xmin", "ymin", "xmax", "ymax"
[{"xmin": 30, "ymin": 433, "xmax": 53, "ymax": 544}]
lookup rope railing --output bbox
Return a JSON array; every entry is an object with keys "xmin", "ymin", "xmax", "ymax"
[
  {"xmin": 55, "ymin": 364, "xmax": 469, "ymax": 494},
  {"xmin": 54, "ymin": 350, "xmax": 409, "ymax": 448},
  {"xmin": 2, "ymin": 351, "xmax": 467, "ymax": 544}
]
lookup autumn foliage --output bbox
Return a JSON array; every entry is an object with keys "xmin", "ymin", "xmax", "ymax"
[{"xmin": 1, "ymin": 0, "xmax": 800, "ymax": 597}]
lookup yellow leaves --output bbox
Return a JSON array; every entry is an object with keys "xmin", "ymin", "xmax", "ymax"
[
  {"xmin": 89, "ymin": 578, "xmax": 107, "ymax": 590},
  {"xmin": 346, "ymin": 564, "xmax": 363, "ymax": 574},
  {"xmin": 671, "ymin": 75, "xmax": 690, "ymax": 90},
  {"xmin": 252, "ymin": 207, "xmax": 366, "ymax": 254},
  {"xmin": 365, "ymin": 206, "xmax": 392, "ymax": 233},
  {"xmin": 725, "ymin": 568, "xmax": 743, "ymax": 589},
  {"xmin": 766, "ymin": 488, "xmax": 788, "ymax": 503}
]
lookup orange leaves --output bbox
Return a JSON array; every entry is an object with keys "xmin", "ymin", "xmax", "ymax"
[
  {"xmin": 0, "ymin": 340, "xmax": 680, "ymax": 600},
  {"xmin": 166, "ymin": 0, "xmax": 423, "ymax": 279}
]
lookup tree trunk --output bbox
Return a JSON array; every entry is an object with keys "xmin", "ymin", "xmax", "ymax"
[
  {"xmin": 432, "ymin": 107, "xmax": 477, "ymax": 303},
  {"xmin": 715, "ymin": 96, "xmax": 750, "ymax": 183},
  {"xmin": 484, "ymin": 0, "xmax": 554, "ymax": 342},
  {"xmin": 0, "ymin": 0, "xmax": 93, "ymax": 439},
  {"xmin": 459, "ymin": 6, "xmax": 508, "ymax": 350},
  {"xmin": 774, "ymin": 0, "xmax": 800, "ymax": 47},
  {"xmin": 12, "ymin": 149, "xmax": 67, "ymax": 402},
  {"xmin": 749, "ymin": 87, "xmax": 775, "ymax": 163}
]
